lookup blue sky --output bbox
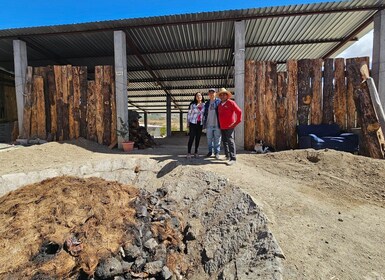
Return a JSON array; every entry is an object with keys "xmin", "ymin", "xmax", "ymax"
[{"xmin": 0, "ymin": 0, "xmax": 326, "ymax": 29}]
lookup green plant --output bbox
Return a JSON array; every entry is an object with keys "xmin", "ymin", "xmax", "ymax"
[{"xmin": 116, "ymin": 117, "xmax": 130, "ymax": 142}]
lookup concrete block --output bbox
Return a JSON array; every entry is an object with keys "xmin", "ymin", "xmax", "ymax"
[
  {"xmin": 111, "ymin": 158, "xmax": 125, "ymax": 170},
  {"xmin": 39, "ymin": 169, "xmax": 60, "ymax": 181},
  {"xmin": 79, "ymin": 163, "xmax": 93, "ymax": 175},
  {"xmin": 93, "ymin": 160, "xmax": 112, "ymax": 172},
  {"xmin": 83, "ymin": 172, "xmax": 102, "ymax": 178}
]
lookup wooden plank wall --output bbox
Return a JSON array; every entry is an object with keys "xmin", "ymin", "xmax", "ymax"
[
  {"xmin": 244, "ymin": 57, "xmax": 370, "ymax": 151},
  {"xmin": 21, "ymin": 65, "xmax": 116, "ymax": 146}
]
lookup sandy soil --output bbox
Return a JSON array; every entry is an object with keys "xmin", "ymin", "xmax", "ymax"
[{"xmin": 1, "ymin": 137, "xmax": 384, "ymax": 279}]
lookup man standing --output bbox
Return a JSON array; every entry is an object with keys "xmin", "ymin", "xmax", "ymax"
[
  {"xmin": 203, "ymin": 88, "xmax": 221, "ymax": 159},
  {"xmin": 217, "ymin": 88, "xmax": 242, "ymax": 166}
]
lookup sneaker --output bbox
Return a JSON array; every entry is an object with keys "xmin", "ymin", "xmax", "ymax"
[
  {"xmin": 187, "ymin": 153, "xmax": 192, "ymax": 159},
  {"xmin": 205, "ymin": 153, "xmax": 212, "ymax": 158},
  {"xmin": 194, "ymin": 153, "xmax": 199, "ymax": 158},
  {"xmin": 215, "ymin": 154, "xmax": 220, "ymax": 160},
  {"xmin": 226, "ymin": 160, "xmax": 236, "ymax": 166}
]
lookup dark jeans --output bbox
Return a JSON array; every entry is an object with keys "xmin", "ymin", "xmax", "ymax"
[
  {"xmin": 221, "ymin": 128, "xmax": 236, "ymax": 160},
  {"xmin": 188, "ymin": 122, "xmax": 203, "ymax": 153}
]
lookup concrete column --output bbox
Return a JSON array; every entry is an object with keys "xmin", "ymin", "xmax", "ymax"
[
  {"xmin": 166, "ymin": 95, "xmax": 172, "ymax": 136},
  {"xmin": 179, "ymin": 112, "xmax": 183, "ymax": 131},
  {"xmin": 234, "ymin": 20, "xmax": 245, "ymax": 149},
  {"xmin": 144, "ymin": 112, "xmax": 148, "ymax": 130},
  {"xmin": 373, "ymin": 9, "xmax": 385, "ymax": 112},
  {"xmin": 114, "ymin": 31, "xmax": 128, "ymax": 148},
  {"xmin": 13, "ymin": 40, "xmax": 28, "ymax": 135}
]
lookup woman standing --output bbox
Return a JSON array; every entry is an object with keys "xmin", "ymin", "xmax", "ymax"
[{"xmin": 187, "ymin": 92, "xmax": 205, "ymax": 158}]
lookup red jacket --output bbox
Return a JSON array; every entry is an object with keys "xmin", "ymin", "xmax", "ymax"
[{"xmin": 218, "ymin": 99, "xmax": 242, "ymax": 130}]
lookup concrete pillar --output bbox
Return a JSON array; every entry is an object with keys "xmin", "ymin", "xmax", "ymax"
[
  {"xmin": 179, "ymin": 112, "xmax": 183, "ymax": 131},
  {"xmin": 373, "ymin": 9, "xmax": 385, "ymax": 112},
  {"xmin": 114, "ymin": 31, "xmax": 128, "ymax": 148},
  {"xmin": 234, "ymin": 20, "xmax": 245, "ymax": 149},
  {"xmin": 13, "ymin": 40, "xmax": 28, "ymax": 135},
  {"xmin": 144, "ymin": 112, "xmax": 148, "ymax": 130},
  {"xmin": 166, "ymin": 95, "xmax": 172, "ymax": 136}
]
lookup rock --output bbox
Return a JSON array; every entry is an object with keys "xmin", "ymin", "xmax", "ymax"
[
  {"xmin": 134, "ymin": 257, "xmax": 147, "ymax": 271},
  {"xmin": 123, "ymin": 243, "xmax": 141, "ymax": 260},
  {"xmin": 144, "ymin": 238, "xmax": 158, "ymax": 250},
  {"xmin": 136, "ymin": 205, "xmax": 148, "ymax": 218},
  {"xmin": 95, "ymin": 257, "xmax": 123, "ymax": 279},
  {"xmin": 162, "ymin": 266, "xmax": 173, "ymax": 279},
  {"xmin": 144, "ymin": 260, "xmax": 164, "ymax": 275},
  {"xmin": 121, "ymin": 261, "xmax": 133, "ymax": 272}
]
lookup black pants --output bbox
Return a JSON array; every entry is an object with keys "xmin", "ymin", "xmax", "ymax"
[
  {"xmin": 221, "ymin": 128, "xmax": 236, "ymax": 160},
  {"xmin": 188, "ymin": 122, "xmax": 203, "ymax": 153}
]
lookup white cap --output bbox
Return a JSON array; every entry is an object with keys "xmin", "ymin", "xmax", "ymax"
[{"xmin": 208, "ymin": 88, "xmax": 216, "ymax": 92}]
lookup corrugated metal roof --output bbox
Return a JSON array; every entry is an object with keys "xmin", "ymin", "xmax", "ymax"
[{"xmin": 0, "ymin": 0, "xmax": 383, "ymax": 113}]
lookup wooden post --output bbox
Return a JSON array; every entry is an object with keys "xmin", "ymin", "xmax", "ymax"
[
  {"xmin": 34, "ymin": 75, "xmax": 46, "ymax": 139},
  {"xmin": 323, "ymin": 58, "xmax": 335, "ymax": 124},
  {"xmin": 79, "ymin": 66, "xmax": 88, "ymax": 138},
  {"xmin": 87, "ymin": 81, "xmax": 97, "ymax": 142},
  {"xmin": 54, "ymin": 65, "xmax": 63, "ymax": 140},
  {"xmin": 103, "ymin": 66, "xmax": 112, "ymax": 146},
  {"xmin": 286, "ymin": 60, "xmax": 298, "ymax": 149},
  {"xmin": 264, "ymin": 61, "xmax": 277, "ymax": 148},
  {"xmin": 276, "ymin": 71, "xmax": 288, "ymax": 150},
  {"xmin": 255, "ymin": 61, "xmax": 266, "ymax": 142},
  {"xmin": 244, "ymin": 60, "xmax": 256, "ymax": 150},
  {"xmin": 30, "ymin": 75, "xmax": 38, "ymax": 138},
  {"xmin": 72, "ymin": 66, "xmax": 82, "ymax": 139},
  {"xmin": 346, "ymin": 59, "xmax": 384, "ymax": 158},
  {"xmin": 311, "ymin": 59, "xmax": 323, "ymax": 124},
  {"xmin": 334, "ymin": 58, "xmax": 347, "ymax": 130},
  {"xmin": 47, "ymin": 66, "xmax": 57, "ymax": 140},
  {"xmin": 22, "ymin": 67, "xmax": 33, "ymax": 139},
  {"xmin": 297, "ymin": 59, "xmax": 311, "ymax": 125},
  {"xmin": 95, "ymin": 66, "xmax": 104, "ymax": 144}
]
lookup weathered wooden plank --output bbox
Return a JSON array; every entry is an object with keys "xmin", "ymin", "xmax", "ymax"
[
  {"xmin": 244, "ymin": 60, "xmax": 256, "ymax": 150},
  {"xmin": 66, "ymin": 65, "xmax": 74, "ymax": 140},
  {"xmin": 322, "ymin": 58, "xmax": 335, "ymax": 124},
  {"xmin": 46, "ymin": 66, "xmax": 57, "ymax": 140},
  {"xmin": 297, "ymin": 59, "xmax": 311, "ymax": 125},
  {"xmin": 276, "ymin": 71, "xmax": 287, "ymax": 151},
  {"xmin": 311, "ymin": 59, "xmax": 323, "ymax": 124},
  {"xmin": 255, "ymin": 61, "xmax": 265, "ymax": 142},
  {"xmin": 95, "ymin": 66, "xmax": 104, "ymax": 144},
  {"xmin": 34, "ymin": 67, "xmax": 50, "ymax": 136},
  {"xmin": 346, "ymin": 57, "xmax": 369, "ymax": 129},
  {"xmin": 30, "ymin": 75, "xmax": 39, "ymax": 138},
  {"xmin": 286, "ymin": 60, "xmax": 298, "ymax": 149},
  {"xmin": 264, "ymin": 61, "xmax": 277, "ymax": 148},
  {"xmin": 334, "ymin": 58, "xmax": 347, "ymax": 130},
  {"xmin": 87, "ymin": 81, "xmax": 97, "ymax": 142},
  {"xmin": 72, "ymin": 66, "xmax": 81, "ymax": 139},
  {"xmin": 22, "ymin": 67, "xmax": 33, "ymax": 139},
  {"xmin": 4, "ymin": 86, "xmax": 17, "ymax": 121},
  {"xmin": 35, "ymin": 75, "xmax": 46, "ymax": 139},
  {"xmin": 110, "ymin": 69, "xmax": 117, "ymax": 146},
  {"xmin": 79, "ymin": 66, "xmax": 88, "ymax": 138},
  {"xmin": 103, "ymin": 66, "xmax": 112, "ymax": 146},
  {"xmin": 346, "ymin": 58, "xmax": 384, "ymax": 158},
  {"xmin": 54, "ymin": 65, "xmax": 63, "ymax": 141}
]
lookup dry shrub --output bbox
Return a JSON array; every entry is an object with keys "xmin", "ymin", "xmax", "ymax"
[{"xmin": 0, "ymin": 176, "xmax": 139, "ymax": 278}]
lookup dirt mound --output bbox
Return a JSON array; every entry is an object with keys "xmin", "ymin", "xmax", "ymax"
[{"xmin": 0, "ymin": 177, "xmax": 141, "ymax": 278}]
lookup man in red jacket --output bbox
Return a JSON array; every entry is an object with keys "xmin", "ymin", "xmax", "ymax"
[{"xmin": 217, "ymin": 88, "xmax": 242, "ymax": 166}]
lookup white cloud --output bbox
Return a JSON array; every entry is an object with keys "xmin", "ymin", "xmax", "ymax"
[{"xmin": 336, "ymin": 30, "xmax": 373, "ymax": 61}]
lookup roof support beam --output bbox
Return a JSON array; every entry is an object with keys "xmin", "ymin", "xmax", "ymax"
[{"xmin": 123, "ymin": 30, "xmax": 182, "ymax": 112}]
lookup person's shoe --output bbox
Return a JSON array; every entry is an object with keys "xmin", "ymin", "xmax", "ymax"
[
  {"xmin": 224, "ymin": 156, "xmax": 230, "ymax": 161},
  {"xmin": 194, "ymin": 153, "xmax": 199, "ymax": 158},
  {"xmin": 205, "ymin": 153, "xmax": 212, "ymax": 158},
  {"xmin": 226, "ymin": 159, "xmax": 236, "ymax": 166},
  {"xmin": 187, "ymin": 153, "xmax": 192, "ymax": 159},
  {"xmin": 215, "ymin": 154, "xmax": 220, "ymax": 160}
]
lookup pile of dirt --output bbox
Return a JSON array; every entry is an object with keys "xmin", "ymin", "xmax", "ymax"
[{"xmin": 0, "ymin": 176, "xmax": 186, "ymax": 279}]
